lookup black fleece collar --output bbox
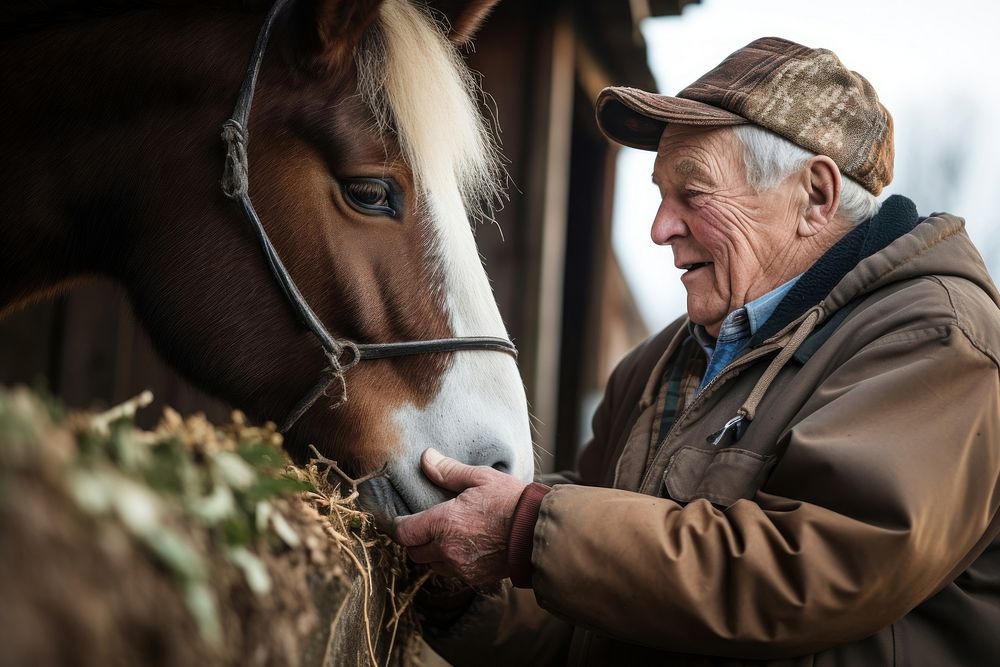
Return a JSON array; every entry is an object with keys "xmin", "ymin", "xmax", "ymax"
[{"xmin": 749, "ymin": 194, "xmax": 921, "ymax": 346}]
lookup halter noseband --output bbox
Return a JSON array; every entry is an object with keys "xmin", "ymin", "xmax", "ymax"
[{"xmin": 220, "ymin": 0, "xmax": 517, "ymax": 433}]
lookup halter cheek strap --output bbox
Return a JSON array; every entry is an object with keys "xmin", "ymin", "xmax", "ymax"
[{"xmin": 221, "ymin": 0, "xmax": 517, "ymax": 433}]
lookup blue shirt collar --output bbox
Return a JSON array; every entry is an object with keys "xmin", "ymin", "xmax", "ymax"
[
  {"xmin": 692, "ymin": 274, "xmax": 802, "ymax": 347},
  {"xmin": 745, "ymin": 275, "xmax": 801, "ymax": 335},
  {"xmin": 690, "ymin": 274, "xmax": 802, "ymax": 390}
]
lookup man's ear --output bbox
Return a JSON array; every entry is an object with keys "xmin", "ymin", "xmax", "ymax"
[
  {"xmin": 286, "ymin": 0, "xmax": 385, "ymax": 72},
  {"xmin": 425, "ymin": 0, "xmax": 501, "ymax": 44},
  {"xmin": 798, "ymin": 155, "xmax": 842, "ymax": 237}
]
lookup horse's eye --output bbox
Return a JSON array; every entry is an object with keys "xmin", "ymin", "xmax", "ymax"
[{"xmin": 342, "ymin": 178, "xmax": 397, "ymax": 217}]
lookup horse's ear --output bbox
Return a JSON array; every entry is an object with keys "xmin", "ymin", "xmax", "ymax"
[
  {"xmin": 288, "ymin": 0, "xmax": 385, "ymax": 69},
  {"xmin": 426, "ymin": 0, "xmax": 501, "ymax": 44}
]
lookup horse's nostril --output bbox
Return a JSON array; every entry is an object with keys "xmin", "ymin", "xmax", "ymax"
[{"xmin": 470, "ymin": 444, "xmax": 513, "ymax": 475}]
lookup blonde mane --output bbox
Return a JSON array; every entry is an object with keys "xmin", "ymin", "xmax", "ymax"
[{"xmin": 356, "ymin": 0, "xmax": 503, "ymax": 226}]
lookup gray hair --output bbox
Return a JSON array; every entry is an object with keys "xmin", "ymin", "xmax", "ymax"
[{"xmin": 731, "ymin": 124, "xmax": 881, "ymax": 225}]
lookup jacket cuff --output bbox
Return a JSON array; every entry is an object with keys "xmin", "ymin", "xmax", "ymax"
[{"xmin": 507, "ymin": 482, "xmax": 551, "ymax": 588}]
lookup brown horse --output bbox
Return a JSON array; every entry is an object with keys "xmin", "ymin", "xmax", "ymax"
[{"xmin": 0, "ymin": 0, "xmax": 533, "ymax": 522}]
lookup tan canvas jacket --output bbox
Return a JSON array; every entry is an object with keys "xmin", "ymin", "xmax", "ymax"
[{"xmin": 428, "ymin": 197, "xmax": 1000, "ymax": 665}]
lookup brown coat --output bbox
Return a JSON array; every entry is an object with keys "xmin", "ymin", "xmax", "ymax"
[{"xmin": 430, "ymin": 200, "xmax": 1000, "ymax": 665}]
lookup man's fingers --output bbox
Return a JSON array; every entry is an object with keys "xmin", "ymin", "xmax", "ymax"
[
  {"xmin": 421, "ymin": 448, "xmax": 489, "ymax": 493},
  {"xmin": 394, "ymin": 502, "xmax": 450, "ymax": 547}
]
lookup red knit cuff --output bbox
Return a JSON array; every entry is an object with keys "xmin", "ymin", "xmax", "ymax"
[{"xmin": 507, "ymin": 482, "xmax": 551, "ymax": 588}]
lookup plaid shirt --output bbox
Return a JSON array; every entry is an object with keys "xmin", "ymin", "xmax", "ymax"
[
  {"xmin": 650, "ymin": 276, "xmax": 800, "ymax": 457},
  {"xmin": 648, "ymin": 334, "xmax": 705, "ymax": 466}
]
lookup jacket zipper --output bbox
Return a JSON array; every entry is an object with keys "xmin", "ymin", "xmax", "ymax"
[{"xmin": 611, "ymin": 324, "xmax": 692, "ymax": 487}]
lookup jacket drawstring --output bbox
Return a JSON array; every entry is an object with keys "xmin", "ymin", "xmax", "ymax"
[{"xmin": 707, "ymin": 307, "xmax": 823, "ymax": 446}]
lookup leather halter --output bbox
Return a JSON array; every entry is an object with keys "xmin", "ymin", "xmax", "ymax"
[{"xmin": 220, "ymin": 0, "xmax": 517, "ymax": 433}]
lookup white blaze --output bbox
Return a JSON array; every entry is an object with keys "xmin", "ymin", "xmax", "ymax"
[{"xmin": 358, "ymin": 0, "xmax": 534, "ymax": 512}]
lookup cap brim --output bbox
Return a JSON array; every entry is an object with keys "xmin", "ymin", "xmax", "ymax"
[{"xmin": 596, "ymin": 86, "xmax": 748, "ymax": 150}]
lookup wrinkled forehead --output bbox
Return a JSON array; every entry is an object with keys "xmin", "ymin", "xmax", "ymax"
[{"xmin": 652, "ymin": 124, "xmax": 742, "ymax": 184}]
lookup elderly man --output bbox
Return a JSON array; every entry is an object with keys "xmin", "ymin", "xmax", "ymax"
[{"xmin": 395, "ymin": 37, "xmax": 1000, "ymax": 665}]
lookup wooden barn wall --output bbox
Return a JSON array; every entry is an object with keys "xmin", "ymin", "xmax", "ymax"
[
  {"xmin": 553, "ymin": 87, "xmax": 614, "ymax": 470},
  {"xmin": 0, "ymin": 282, "xmax": 231, "ymax": 427}
]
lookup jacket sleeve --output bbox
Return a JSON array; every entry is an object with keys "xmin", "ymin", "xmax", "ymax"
[{"xmin": 529, "ymin": 323, "xmax": 1000, "ymax": 659}]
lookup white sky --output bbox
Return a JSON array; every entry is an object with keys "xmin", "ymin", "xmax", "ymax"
[{"xmin": 612, "ymin": 0, "xmax": 1000, "ymax": 331}]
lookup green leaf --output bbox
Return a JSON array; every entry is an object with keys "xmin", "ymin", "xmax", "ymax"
[
  {"xmin": 141, "ymin": 527, "xmax": 207, "ymax": 582},
  {"xmin": 190, "ymin": 485, "xmax": 237, "ymax": 524},
  {"xmin": 211, "ymin": 451, "xmax": 257, "ymax": 490},
  {"xmin": 226, "ymin": 546, "xmax": 272, "ymax": 595},
  {"xmin": 220, "ymin": 516, "xmax": 253, "ymax": 546},
  {"xmin": 243, "ymin": 476, "xmax": 313, "ymax": 502},
  {"xmin": 142, "ymin": 439, "xmax": 188, "ymax": 495},
  {"xmin": 183, "ymin": 581, "xmax": 222, "ymax": 647},
  {"xmin": 236, "ymin": 441, "xmax": 288, "ymax": 473}
]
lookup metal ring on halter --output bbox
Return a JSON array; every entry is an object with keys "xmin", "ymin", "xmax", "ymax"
[
  {"xmin": 335, "ymin": 340, "xmax": 361, "ymax": 372},
  {"xmin": 223, "ymin": 1, "xmax": 519, "ymax": 433}
]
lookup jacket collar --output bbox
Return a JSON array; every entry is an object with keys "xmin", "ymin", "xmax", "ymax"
[{"xmin": 749, "ymin": 194, "xmax": 921, "ymax": 347}]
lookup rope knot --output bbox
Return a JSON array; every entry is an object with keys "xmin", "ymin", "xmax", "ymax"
[
  {"xmin": 221, "ymin": 119, "xmax": 250, "ymax": 199},
  {"xmin": 320, "ymin": 341, "xmax": 361, "ymax": 411}
]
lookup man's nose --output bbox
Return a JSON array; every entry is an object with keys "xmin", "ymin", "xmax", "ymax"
[{"xmin": 650, "ymin": 197, "xmax": 688, "ymax": 245}]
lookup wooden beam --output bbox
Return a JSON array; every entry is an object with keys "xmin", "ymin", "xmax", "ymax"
[{"xmin": 522, "ymin": 11, "xmax": 575, "ymax": 472}]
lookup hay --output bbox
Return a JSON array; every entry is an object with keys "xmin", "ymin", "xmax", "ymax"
[{"xmin": 0, "ymin": 386, "xmax": 429, "ymax": 666}]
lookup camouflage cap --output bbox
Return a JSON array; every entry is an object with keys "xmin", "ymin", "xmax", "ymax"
[{"xmin": 596, "ymin": 37, "xmax": 894, "ymax": 195}]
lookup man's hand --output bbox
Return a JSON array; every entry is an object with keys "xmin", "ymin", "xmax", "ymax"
[{"xmin": 394, "ymin": 448, "xmax": 527, "ymax": 587}]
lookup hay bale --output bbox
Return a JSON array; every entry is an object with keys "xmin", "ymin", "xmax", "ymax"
[{"xmin": 0, "ymin": 387, "xmax": 428, "ymax": 666}]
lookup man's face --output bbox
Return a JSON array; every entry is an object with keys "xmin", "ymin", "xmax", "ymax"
[{"xmin": 651, "ymin": 124, "xmax": 805, "ymax": 336}]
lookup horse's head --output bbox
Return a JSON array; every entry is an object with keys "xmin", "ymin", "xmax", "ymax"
[{"xmin": 120, "ymin": 0, "xmax": 532, "ymax": 522}]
